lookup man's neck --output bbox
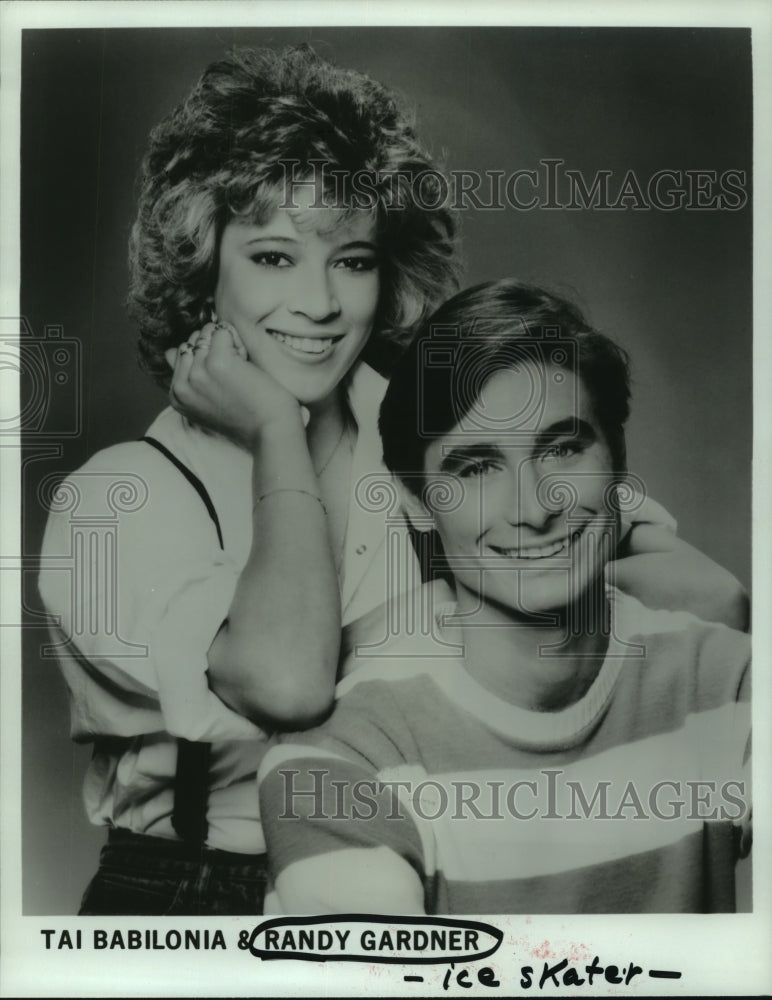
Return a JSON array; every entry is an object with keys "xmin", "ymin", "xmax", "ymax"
[{"xmin": 449, "ymin": 579, "xmax": 612, "ymax": 712}]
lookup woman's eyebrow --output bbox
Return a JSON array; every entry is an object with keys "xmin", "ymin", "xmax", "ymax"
[
  {"xmin": 335, "ymin": 240, "xmax": 378, "ymax": 252},
  {"xmin": 244, "ymin": 235, "xmax": 299, "ymax": 246}
]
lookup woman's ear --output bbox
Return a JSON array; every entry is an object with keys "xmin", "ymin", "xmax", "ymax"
[{"xmin": 165, "ymin": 346, "xmax": 179, "ymax": 370}]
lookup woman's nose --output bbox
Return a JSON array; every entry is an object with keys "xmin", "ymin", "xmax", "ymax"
[{"xmin": 289, "ymin": 266, "xmax": 341, "ymax": 323}]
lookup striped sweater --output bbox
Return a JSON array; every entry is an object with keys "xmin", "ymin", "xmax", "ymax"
[{"xmin": 258, "ymin": 585, "xmax": 750, "ymax": 914}]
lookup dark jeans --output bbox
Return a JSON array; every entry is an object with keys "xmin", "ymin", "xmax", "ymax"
[{"xmin": 78, "ymin": 829, "xmax": 268, "ymax": 916}]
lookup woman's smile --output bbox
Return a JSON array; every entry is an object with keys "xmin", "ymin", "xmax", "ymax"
[
  {"xmin": 266, "ymin": 329, "xmax": 346, "ymax": 361},
  {"xmin": 214, "ymin": 190, "xmax": 380, "ymax": 405}
]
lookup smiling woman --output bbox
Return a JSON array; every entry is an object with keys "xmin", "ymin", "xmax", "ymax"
[
  {"xmin": 37, "ymin": 44, "xmax": 460, "ymax": 916},
  {"xmin": 206, "ymin": 192, "xmax": 380, "ymax": 407}
]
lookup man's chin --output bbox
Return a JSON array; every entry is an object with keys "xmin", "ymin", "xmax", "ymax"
[{"xmin": 477, "ymin": 568, "xmax": 608, "ymax": 623}]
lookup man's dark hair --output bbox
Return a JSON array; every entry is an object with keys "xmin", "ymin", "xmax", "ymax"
[{"xmin": 379, "ymin": 279, "xmax": 632, "ymax": 495}]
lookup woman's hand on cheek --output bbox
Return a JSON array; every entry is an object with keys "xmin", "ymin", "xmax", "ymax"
[
  {"xmin": 165, "ymin": 323, "xmax": 303, "ymax": 449},
  {"xmin": 608, "ymin": 523, "xmax": 749, "ymax": 631}
]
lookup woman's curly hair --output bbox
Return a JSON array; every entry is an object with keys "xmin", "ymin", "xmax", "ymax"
[{"xmin": 128, "ymin": 45, "xmax": 461, "ymax": 388}]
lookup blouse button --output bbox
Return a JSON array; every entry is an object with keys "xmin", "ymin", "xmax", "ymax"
[{"xmin": 356, "ymin": 544, "xmax": 367, "ymax": 555}]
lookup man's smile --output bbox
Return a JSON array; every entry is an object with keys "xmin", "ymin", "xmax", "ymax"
[{"xmin": 487, "ymin": 524, "xmax": 591, "ymax": 561}]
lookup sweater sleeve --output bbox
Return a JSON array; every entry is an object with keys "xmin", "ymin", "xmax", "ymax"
[{"xmin": 258, "ymin": 681, "xmax": 430, "ymax": 913}]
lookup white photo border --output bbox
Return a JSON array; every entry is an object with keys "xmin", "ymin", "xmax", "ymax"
[{"xmin": 2, "ymin": 1, "xmax": 770, "ymax": 996}]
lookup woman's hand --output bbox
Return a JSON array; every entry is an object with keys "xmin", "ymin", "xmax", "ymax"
[
  {"xmin": 610, "ymin": 523, "xmax": 749, "ymax": 631},
  {"xmin": 170, "ymin": 322, "xmax": 341, "ymax": 728},
  {"xmin": 165, "ymin": 322, "xmax": 303, "ymax": 449}
]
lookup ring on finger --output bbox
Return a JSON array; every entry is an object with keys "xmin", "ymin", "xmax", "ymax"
[{"xmin": 214, "ymin": 320, "xmax": 246, "ymax": 358}]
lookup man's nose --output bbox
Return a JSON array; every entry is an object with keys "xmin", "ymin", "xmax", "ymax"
[
  {"xmin": 510, "ymin": 460, "xmax": 567, "ymax": 530},
  {"xmin": 289, "ymin": 265, "xmax": 341, "ymax": 323}
]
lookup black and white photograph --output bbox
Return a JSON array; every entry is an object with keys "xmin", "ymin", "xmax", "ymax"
[{"xmin": 2, "ymin": 1, "xmax": 770, "ymax": 996}]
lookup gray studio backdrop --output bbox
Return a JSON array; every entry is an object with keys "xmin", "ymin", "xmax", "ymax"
[{"xmin": 21, "ymin": 26, "xmax": 751, "ymax": 914}]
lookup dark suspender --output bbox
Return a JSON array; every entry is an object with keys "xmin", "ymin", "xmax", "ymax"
[
  {"xmin": 142, "ymin": 436, "xmax": 224, "ymax": 548},
  {"xmin": 142, "ymin": 435, "xmax": 221, "ymax": 845},
  {"xmin": 142, "ymin": 434, "xmax": 444, "ymax": 844}
]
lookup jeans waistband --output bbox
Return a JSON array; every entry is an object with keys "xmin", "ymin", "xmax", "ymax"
[{"xmin": 105, "ymin": 828, "xmax": 267, "ymax": 872}]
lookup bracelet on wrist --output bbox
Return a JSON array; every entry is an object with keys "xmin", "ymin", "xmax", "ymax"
[{"xmin": 254, "ymin": 488, "xmax": 327, "ymax": 515}]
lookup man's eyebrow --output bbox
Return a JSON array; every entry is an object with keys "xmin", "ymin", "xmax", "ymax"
[
  {"xmin": 438, "ymin": 443, "xmax": 504, "ymax": 472},
  {"xmin": 533, "ymin": 417, "xmax": 596, "ymax": 451},
  {"xmin": 437, "ymin": 420, "xmax": 597, "ymax": 471}
]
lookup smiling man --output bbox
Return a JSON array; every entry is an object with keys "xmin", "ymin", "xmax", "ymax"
[{"xmin": 257, "ymin": 280, "xmax": 751, "ymax": 914}]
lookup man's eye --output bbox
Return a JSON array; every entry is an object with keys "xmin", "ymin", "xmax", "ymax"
[
  {"xmin": 458, "ymin": 458, "xmax": 501, "ymax": 478},
  {"xmin": 542, "ymin": 442, "xmax": 581, "ymax": 461},
  {"xmin": 250, "ymin": 252, "xmax": 292, "ymax": 268},
  {"xmin": 334, "ymin": 256, "xmax": 378, "ymax": 273}
]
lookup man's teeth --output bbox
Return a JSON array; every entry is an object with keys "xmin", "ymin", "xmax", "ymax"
[
  {"xmin": 270, "ymin": 331, "xmax": 338, "ymax": 354},
  {"xmin": 494, "ymin": 529, "xmax": 583, "ymax": 560}
]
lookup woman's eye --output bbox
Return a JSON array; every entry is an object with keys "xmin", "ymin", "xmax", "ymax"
[
  {"xmin": 334, "ymin": 256, "xmax": 378, "ymax": 273},
  {"xmin": 250, "ymin": 252, "xmax": 292, "ymax": 268},
  {"xmin": 459, "ymin": 458, "xmax": 501, "ymax": 478}
]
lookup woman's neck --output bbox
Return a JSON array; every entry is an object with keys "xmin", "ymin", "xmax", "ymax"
[
  {"xmin": 449, "ymin": 577, "xmax": 611, "ymax": 712},
  {"xmin": 304, "ymin": 389, "xmax": 350, "ymax": 471}
]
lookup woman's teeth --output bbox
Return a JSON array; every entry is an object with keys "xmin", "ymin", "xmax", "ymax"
[{"xmin": 269, "ymin": 331, "xmax": 340, "ymax": 355}]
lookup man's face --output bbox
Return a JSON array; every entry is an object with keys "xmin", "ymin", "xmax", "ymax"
[{"xmin": 421, "ymin": 362, "xmax": 619, "ymax": 618}]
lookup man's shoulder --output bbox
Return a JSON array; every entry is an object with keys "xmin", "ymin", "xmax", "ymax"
[
  {"xmin": 613, "ymin": 587, "xmax": 747, "ymax": 643},
  {"xmin": 612, "ymin": 589, "xmax": 750, "ymax": 701}
]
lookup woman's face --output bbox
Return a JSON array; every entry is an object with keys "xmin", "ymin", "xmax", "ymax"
[{"xmin": 213, "ymin": 190, "xmax": 380, "ymax": 406}]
